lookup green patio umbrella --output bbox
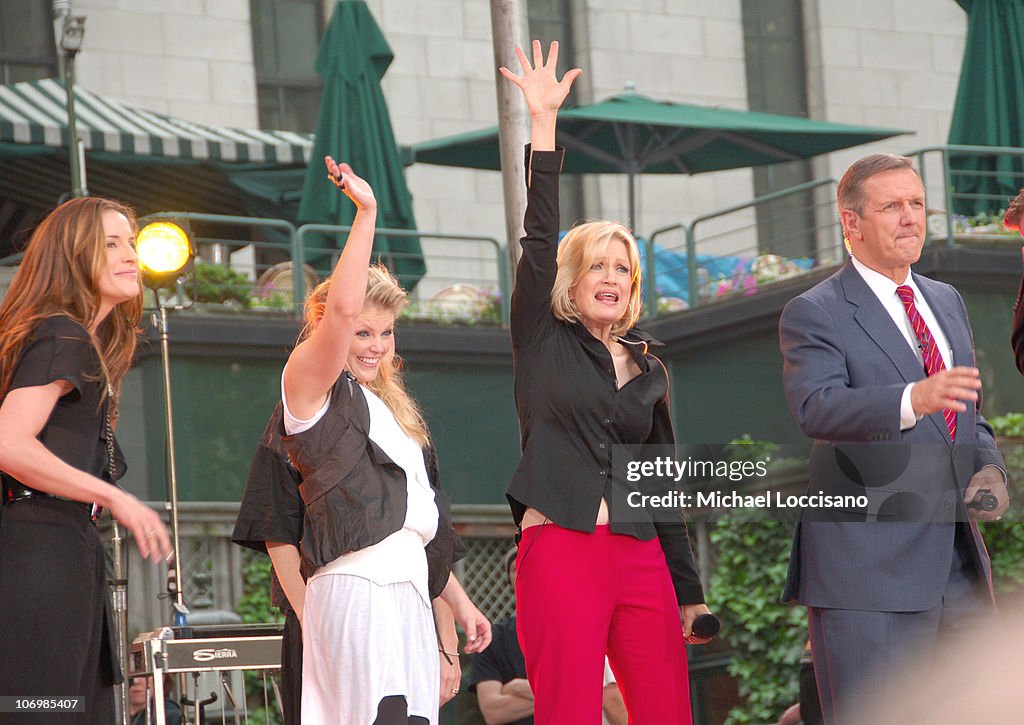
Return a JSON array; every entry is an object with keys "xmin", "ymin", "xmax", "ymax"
[
  {"xmin": 947, "ymin": 0, "xmax": 1024, "ymax": 216},
  {"xmin": 298, "ymin": 0, "xmax": 424, "ymax": 289},
  {"xmin": 412, "ymin": 93, "xmax": 909, "ymax": 228}
]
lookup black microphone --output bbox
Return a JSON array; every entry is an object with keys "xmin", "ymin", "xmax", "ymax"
[
  {"xmin": 691, "ymin": 613, "xmax": 721, "ymax": 639},
  {"xmin": 967, "ymin": 489, "xmax": 999, "ymax": 512}
]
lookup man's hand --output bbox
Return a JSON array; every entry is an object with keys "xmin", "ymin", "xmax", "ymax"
[
  {"xmin": 964, "ymin": 466, "xmax": 1010, "ymax": 521},
  {"xmin": 910, "ymin": 366, "xmax": 981, "ymax": 416}
]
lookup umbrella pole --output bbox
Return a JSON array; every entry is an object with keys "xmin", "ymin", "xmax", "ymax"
[{"xmin": 628, "ymin": 170, "xmax": 637, "ymax": 233}]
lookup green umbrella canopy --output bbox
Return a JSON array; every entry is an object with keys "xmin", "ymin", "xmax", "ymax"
[
  {"xmin": 413, "ymin": 93, "xmax": 909, "ymax": 227},
  {"xmin": 947, "ymin": 0, "xmax": 1024, "ymax": 216},
  {"xmin": 298, "ymin": 0, "xmax": 424, "ymax": 289}
]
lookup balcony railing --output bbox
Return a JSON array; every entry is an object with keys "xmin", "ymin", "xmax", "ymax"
[{"xmin": 3, "ymin": 146, "xmax": 1019, "ymax": 323}]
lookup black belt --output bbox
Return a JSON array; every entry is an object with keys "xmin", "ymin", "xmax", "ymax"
[{"xmin": 2, "ymin": 476, "xmax": 101, "ymax": 521}]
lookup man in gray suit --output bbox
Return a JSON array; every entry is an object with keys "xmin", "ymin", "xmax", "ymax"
[{"xmin": 779, "ymin": 153, "xmax": 1009, "ymax": 724}]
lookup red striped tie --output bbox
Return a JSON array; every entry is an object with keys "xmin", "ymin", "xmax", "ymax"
[{"xmin": 896, "ymin": 285, "xmax": 956, "ymax": 441}]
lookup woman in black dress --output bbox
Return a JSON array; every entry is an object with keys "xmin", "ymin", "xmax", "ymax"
[{"xmin": 0, "ymin": 197, "xmax": 171, "ymax": 724}]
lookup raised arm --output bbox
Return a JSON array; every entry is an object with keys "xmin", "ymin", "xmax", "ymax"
[
  {"xmin": 499, "ymin": 41, "xmax": 580, "ymax": 346},
  {"xmin": 283, "ymin": 158, "xmax": 377, "ymax": 419}
]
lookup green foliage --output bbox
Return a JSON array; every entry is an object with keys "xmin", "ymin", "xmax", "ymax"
[
  {"xmin": 989, "ymin": 413, "xmax": 1024, "ymax": 439},
  {"xmin": 707, "ymin": 424, "xmax": 1024, "ymax": 723},
  {"xmin": 234, "ymin": 554, "xmax": 284, "ymax": 725},
  {"xmin": 235, "ymin": 554, "xmax": 282, "ymax": 624},
  {"xmin": 724, "ymin": 434, "xmax": 779, "ymax": 462},
  {"xmin": 980, "ymin": 417, "xmax": 1024, "ymax": 595},
  {"xmin": 190, "ymin": 262, "xmax": 252, "ymax": 307},
  {"xmin": 399, "ymin": 290, "xmax": 503, "ymax": 326},
  {"xmin": 250, "ymin": 289, "xmax": 293, "ymax": 311},
  {"xmin": 708, "ymin": 511, "xmax": 805, "ymax": 724}
]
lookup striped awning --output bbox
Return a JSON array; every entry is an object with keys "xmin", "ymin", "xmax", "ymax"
[{"xmin": 0, "ymin": 78, "xmax": 313, "ymax": 164}]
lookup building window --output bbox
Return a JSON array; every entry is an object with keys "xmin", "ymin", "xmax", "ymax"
[
  {"xmin": 250, "ymin": 0, "xmax": 324, "ymax": 132},
  {"xmin": 0, "ymin": 0, "xmax": 57, "ymax": 85},
  {"xmin": 742, "ymin": 0, "xmax": 815, "ymax": 258}
]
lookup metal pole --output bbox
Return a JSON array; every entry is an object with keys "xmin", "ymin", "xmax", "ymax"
[
  {"xmin": 54, "ymin": 2, "xmax": 87, "ymax": 198},
  {"xmin": 155, "ymin": 302, "xmax": 187, "ymax": 615},
  {"xmin": 110, "ymin": 521, "xmax": 130, "ymax": 725},
  {"xmin": 64, "ymin": 58, "xmax": 85, "ymax": 197},
  {"xmin": 52, "ymin": 1, "xmax": 70, "ymax": 77},
  {"xmin": 489, "ymin": 0, "xmax": 530, "ymax": 278}
]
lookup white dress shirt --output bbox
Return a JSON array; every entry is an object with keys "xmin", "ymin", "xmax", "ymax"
[{"xmin": 849, "ymin": 256, "xmax": 953, "ymax": 431}]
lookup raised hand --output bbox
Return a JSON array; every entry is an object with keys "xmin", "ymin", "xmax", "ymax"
[
  {"xmin": 499, "ymin": 40, "xmax": 581, "ymax": 120},
  {"xmin": 324, "ymin": 156, "xmax": 377, "ymax": 213}
]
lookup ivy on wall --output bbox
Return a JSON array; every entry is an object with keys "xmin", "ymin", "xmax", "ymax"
[
  {"xmin": 982, "ymin": 413, "xmax": 1024, "ymax": 594},
  {"xmin": 707, "ymin": 513, "xmax": 805, "ymax": 724},
  {"xmin": 235, "ymin": 554, "xmax": 284, "ymax": 725}
]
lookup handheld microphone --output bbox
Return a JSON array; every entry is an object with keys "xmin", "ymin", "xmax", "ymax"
[
  {"xmin": 967, "ymin": 489, "xmax": 999, "ymax": 512},
  {"xmin": 691, "ymin": 613, "xmax": 721, "ymax": 639}
]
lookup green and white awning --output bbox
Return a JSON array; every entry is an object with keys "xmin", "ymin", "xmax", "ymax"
[{"xmin": 0, "ymin": 78, "xmax": 313, "ymax": 164}]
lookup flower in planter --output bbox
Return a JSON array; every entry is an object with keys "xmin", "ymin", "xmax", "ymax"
[
  {"xmin": 399, "ymin": 286, "xmax": 503, "ymax": 326},
  {"xmin": 656, "ymin": 296, "xmax": 688, "ymax": 314},
  {"xmin": 750, "ymin": 254, "xmax": 802, "ymax": 284}
]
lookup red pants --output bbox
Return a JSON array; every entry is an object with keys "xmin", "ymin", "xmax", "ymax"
[{"xmin": 515, "ymin": 523, "xmax": 691, "ymax": 724}]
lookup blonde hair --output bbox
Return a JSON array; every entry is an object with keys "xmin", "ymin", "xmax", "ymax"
[
  {"xmin": 301, "ymin": 265, "xmax": 429, "ymax": 447},
  {"xmin": 550, "ymin": 220, "xmax": 643, "ymax": 337},
  {"xmin": 0, "ymin": 197, "xmax": 143, "ymax": 417}
]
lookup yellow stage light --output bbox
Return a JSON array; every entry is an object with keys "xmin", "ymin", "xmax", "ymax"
[{"xmin": 137, "ymin": 221, "xmax": 194, "ymax": 288}]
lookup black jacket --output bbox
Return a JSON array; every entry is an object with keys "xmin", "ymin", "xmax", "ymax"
[
  {"xmin": 507, "ymin": 147, "xmax": 704, "ymax": 605},
  {"xmin": 234, "ymin": 373, "xmax": 465, "ymax": 601}
]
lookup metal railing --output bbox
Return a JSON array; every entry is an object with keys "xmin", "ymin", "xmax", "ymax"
[
  {"xmin": 138, "ymin": 211, "xmax": 300, "ymax": 311},
  {"xmin": 647, "ymin": 178, "xmax": 842, "ymax": 314},
  {"xmin": 295, "ymin": 224, "xmax": 511, "ymax": 326},
  {"xmin": 906, "ymin": 144, "xmax": 1024, "ymax": 244},
  {"xmin": 5, "ymin": 145, "xmax": 1019, "ymax": 325},
  {"xmin": 135, "ymin": 212, "xmax": 510, "ymax": 325}
]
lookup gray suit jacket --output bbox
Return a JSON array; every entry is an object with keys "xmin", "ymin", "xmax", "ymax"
[{"xmin": 779, "ymin": 261, "xmax": 1002, "ymax": 611}]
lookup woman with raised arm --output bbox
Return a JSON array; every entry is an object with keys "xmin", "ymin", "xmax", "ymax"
[
  {"xmin": 0, "ymin": 196, "xmax": 172, "ymax": 725},
  {"xmin": 273, "ymin": 157, "xmax": 490, "ymax": 724},
  {"xmin": 499, "ymin": 42, "xmax": 712, "ymax": 724}
]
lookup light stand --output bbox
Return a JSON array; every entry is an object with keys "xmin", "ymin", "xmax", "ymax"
[
  {"xmin": 110, "ymin": 521, "xmax": 129, "ymax": 725},
  {"xmin": 153, "ymin": 297, "xmax": 188, "ymax": 622},
  {"xmin": 136, "ymin": 220, "xmax": 195, "ymax": 627}
]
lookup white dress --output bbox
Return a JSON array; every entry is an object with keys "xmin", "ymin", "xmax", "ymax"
[{"xmin": 282, "ymin": 373, "xmax": 440, "ymax": 724}]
